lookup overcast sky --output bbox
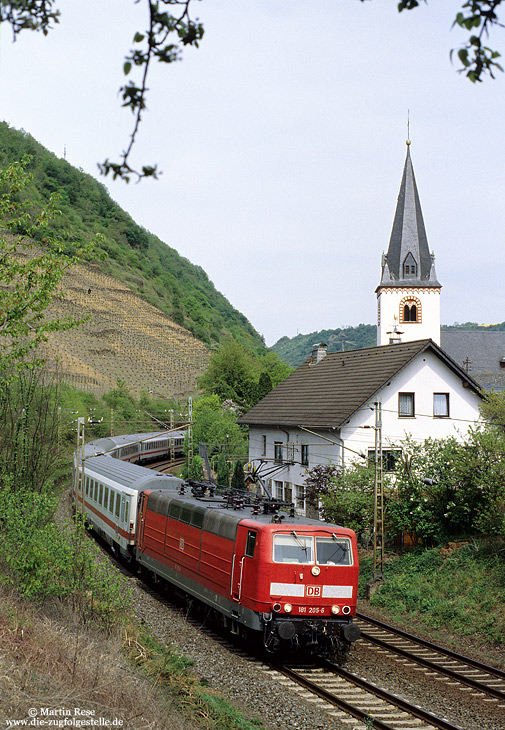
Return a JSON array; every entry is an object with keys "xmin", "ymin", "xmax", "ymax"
[{"xmin": 1, "ymin": 0, "xmax": 504, "ymax": 345}]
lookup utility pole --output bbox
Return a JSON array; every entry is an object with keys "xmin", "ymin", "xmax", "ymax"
[
  {"xmin": 187, "ymin": 397, "xmax": 193, "ymax": 474},
  {"xmin": 76, "ymin": 416, "xmax": 85, "ymax": 515},
  {"xmin": 373, "ymin": 400, "xmax": 384, "ymax": 580},
  {"xmin": 169, "ymin": 409, "xmax": 175, "ymax": 463}
]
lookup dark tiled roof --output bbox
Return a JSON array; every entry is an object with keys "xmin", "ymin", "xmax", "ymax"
[
  {"xmin": 238, "ymin": 339, "xmax": 481, "ymax": 429},
  {"xmin": 441, "ymin": 331, "xmax": 505, "ymax": 391},
  {"xmin": 379, "ymin": 145, "xmax": 440, "ymax": 289}
]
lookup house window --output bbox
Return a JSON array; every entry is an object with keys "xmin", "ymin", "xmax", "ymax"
[
  {"xmin": 296, "ymin": 485, "xmax": 305, "ymax": 510},
  {"xmin": 433, "ymin": 393, "xmax": 450, "ymax": 417},
  {"xmin": 368, "ymin": 449, "xmax": 401, "ymax": 473},
  {"xmin": 301, "ymin": 444, "xmax": 309, "ymax": 466},
  {"xmin": 399, "ymin": 392, "xmax": 415, "ymax": 417},
  {"xmin": 274, "ymin": 441, "xmax": 283, "ymax": 462},
  {"xmin": 284, "ymin": 482, "xmax": 292, "ymax": 504},
  {"xmin": 274, "ymin": 481, "xmax": 284, "ymax": 500},
  {"xmin": 262, "ymin": 435, "xmax": 266, "ymax": 456}
]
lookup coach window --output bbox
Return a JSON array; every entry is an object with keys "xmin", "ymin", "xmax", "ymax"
[
  {"xmin": 109, "ymin": 489, "xmax": 115, "ymax": 512},
  {"xmin": 94, "ymin": 482, "xmax": 99, "ymax": 502},
  {"xmin": 99, "ymin": 484, "xmax": 103, "ymax": 505},
  {"xmin": 115, "ymin": 493, "xmax": 121, "ymax": 518},
  {"xmin": 85, "ymin": 478, "xmax": 89, "ymax": 496},
  {"xmin": 104, "ymin": 487, "xmax": 109, "ymax": 511},
  {"xmin": 245, "ymin": 530, "xmax": 257, "ymax": 558}
]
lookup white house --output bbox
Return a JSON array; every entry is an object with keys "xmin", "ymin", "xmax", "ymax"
[
  {"xmin": 238, "ymin": 142, "xmax": 483, "ymax": 515},
  {"xmin": 238, "ymin": 340, "xmax": 482, "ymax": 514}
]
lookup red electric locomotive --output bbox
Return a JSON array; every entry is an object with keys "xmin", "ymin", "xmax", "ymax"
[
  {"xmin": 136, "ymin": 483, "xmax": 360, "ymax": 663},
  {"xmin": 74, "ymin": 433, "xmax": 360, "ymax": 663}
]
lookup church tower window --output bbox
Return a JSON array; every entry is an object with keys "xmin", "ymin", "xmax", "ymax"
[
  {"xmin": 399, "ymin": 296, "xmax": 421, "ymax": 324},
  {"xmin": 403, "ymin": 253, "xmax": 417, "ymax": 278},
  {"xmin": 404, "ymin": 303, "xmax": 417, "ymax": 322}
]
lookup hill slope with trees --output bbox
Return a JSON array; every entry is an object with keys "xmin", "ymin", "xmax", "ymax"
[
  {"xmin": 272, "ymin": 324, "xmax": 377, "ymax": 367},
  {"xmin": 273, "ymin": 322, "xmax": 505, "ymax": 368}
]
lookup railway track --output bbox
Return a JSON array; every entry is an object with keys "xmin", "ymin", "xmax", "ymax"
[
  {"xmin": 149, "ymin": 456, "xmax": 185, "ymax": 473},
  {"xmin": 356, "ymin": 612, "xmax": 505, "ymax": 706},
  {"xmin": 101, "ymin": 538, "xmax": 501, "ymax": 730},
  {"xmin": 270, "ymin": 659, "xmax": 462, "ymax": 730}
]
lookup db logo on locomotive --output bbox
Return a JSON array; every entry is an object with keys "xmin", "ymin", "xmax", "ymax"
[{"xmin": 305, "ymin": 585, "xmax": 322, "ymax": 597}]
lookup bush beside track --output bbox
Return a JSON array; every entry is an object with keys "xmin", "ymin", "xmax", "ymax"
[
  {"xmin": 357, "ymin": 541, "xmax": 505, "ymax": 668},
  {"xmin": 0, "ymin": 485, "xmax": 266, "ymax": 730}
]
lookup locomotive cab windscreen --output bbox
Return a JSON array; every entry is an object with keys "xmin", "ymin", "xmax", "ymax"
[{"xmin": 272, "ymin": 532, "xmax": 353, "ymax": 565}]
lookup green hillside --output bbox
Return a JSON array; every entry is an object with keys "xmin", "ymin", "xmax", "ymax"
[
  {"xmin": 272, "ymin": 324, "xmax": 377, "ymax": 367},
  {"xmin": 273, "ymin": 321, "xmax": 505, "ymax": 368},
  {"xmin": 0, "ymin": 122, "xmax": 264, "ymax": 352}
]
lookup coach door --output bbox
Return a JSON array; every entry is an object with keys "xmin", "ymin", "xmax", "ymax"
[
  {"xmin": 231, "ymin": 526, "xmax": 257, "ymax": 601},
  {"xmin": 137, "ymin": 492, "xmax": 149, "ymax": 552}
]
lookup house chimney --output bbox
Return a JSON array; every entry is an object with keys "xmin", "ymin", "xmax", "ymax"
[{"xmin": 311, "ymin": 342, "xmax": 328, "ymax": 363}]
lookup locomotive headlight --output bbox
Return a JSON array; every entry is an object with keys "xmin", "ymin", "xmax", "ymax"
[
  {"xmin": 331, "ymin": 605, "xmax": 340, "ymax": 615},
  {"xmin": 342, "ymin": 605, "xmax": 351, "ymax": 615},
  {"xmin": 273, "ymin": 603, "xmax": 281, "ymax": 613},
  {"xmin": 284, "ymin": 603, "xmax": 293, "ymax": 613},
  {"xmin": 311, "ymin": 566, "xmax": 320, "ymax": 576}
]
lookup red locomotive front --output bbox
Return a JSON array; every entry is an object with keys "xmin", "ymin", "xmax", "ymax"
[
  {"xmin": 137, "ymin": 488, "xmax": 360, "ymax": 663},
  {"xmin": 230, "ymin": 520, "xmax": 360, "ymax": 661}
]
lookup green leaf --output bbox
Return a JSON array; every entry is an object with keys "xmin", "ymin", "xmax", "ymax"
[
  {"xmin": 134, "ymin": 32, "xmax": 144, "ymax": 43},
  {"xmin": 123, "ymin": 61, "xmax": 132, "ymax": 76},
  {"xmin": 458, "ymin": 48, "xmax": 470, "ymax": 67}
]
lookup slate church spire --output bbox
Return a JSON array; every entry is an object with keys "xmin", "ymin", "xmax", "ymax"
[{"xmin": 376, "ymin": 141, "xmax": 442, "ymax": 346}]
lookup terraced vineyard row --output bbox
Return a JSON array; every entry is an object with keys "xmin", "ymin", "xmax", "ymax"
[{"xmin": 36, "ymin": 261, "xmax": 210, "ymax": 399}]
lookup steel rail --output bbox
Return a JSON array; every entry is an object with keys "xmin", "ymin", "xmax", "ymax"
[
  {"xmin": 357, "ymin": 612, "xmax": 505, "ymax": 679},
  {"xmin": 357, "ymin": 613, "xmax": 505, "ymax": 701},
  {"xmin": 274, "ymin": 660, "xmax": 462, "ymax": 730},
  {"xmin": 272, "ymin": 662, "xmax": 399, "ymax": 730}
]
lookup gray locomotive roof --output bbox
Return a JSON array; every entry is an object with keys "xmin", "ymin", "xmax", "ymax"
[
  {"xmin": 84, "ymin": 455, "xmax": 183, "ymax": 492},
  {"xmin": 148, "ymin": 488, "xmax": 349, "ymax": 532}
]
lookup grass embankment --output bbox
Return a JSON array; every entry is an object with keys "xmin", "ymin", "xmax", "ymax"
[
  {"xmin": 0, "ymin": 589, "xmax": 263, "ymax": 730},
  {"xmin": 358, "ymin": 539, "xmax": 505, "ymax": 666},
  {"xmin": 0, "ymin": 485, "xmax": 264, "ymax": 730}
]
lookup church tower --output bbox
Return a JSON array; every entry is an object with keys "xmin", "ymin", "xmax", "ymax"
[{"xmin": 376, "ymin": 141, "xmax": 441, "ymax": 346}]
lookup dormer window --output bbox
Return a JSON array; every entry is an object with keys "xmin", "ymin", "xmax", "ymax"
[{"xmin": 403, "ymin": 253, "xmax": 417, "ymax": 278}]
